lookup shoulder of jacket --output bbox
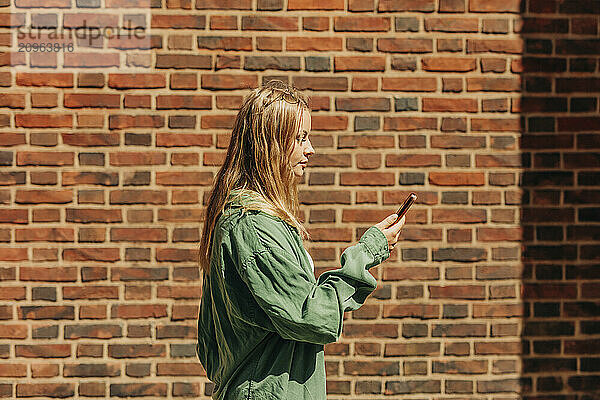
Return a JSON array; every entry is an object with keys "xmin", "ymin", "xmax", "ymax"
[{"xmin": 227, "ymin": 209, "xmax": 299, "ymax": 253}]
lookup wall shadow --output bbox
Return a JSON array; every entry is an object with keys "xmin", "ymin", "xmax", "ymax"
[{"xmin": 520, "ymin": 1, "xmax": 600, "ymax": 398}]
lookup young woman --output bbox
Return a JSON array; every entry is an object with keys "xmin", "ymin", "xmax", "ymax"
[{"xmin": 196, "ymin": 80, "xmax": 405, "ymax": 400}]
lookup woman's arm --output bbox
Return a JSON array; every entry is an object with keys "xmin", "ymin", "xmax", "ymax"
[{"xmin": 228, "ymin": 214, "xmax": 389, "ymax": 345}]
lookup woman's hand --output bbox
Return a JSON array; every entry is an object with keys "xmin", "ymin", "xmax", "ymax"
[{"xmin": 374, "ymin": 214, "xmax": 406, "ymax": 252}]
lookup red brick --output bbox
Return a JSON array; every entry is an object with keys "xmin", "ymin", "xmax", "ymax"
[
  {"xmin": 170, "ymin": 73, "xmax": 198, "ymax": 89},
  {"xmin": 0, "ymin": 278, "xmax": 24, "ymax": 298},
  {"xmin": 156, "ymin": 362, "xmax": 205, "ymax": 376},
  {"xmin": 15, "ymin": 189, "xmax": 73, "ymax": 204},
  {"xmin": 15, "ymin": 114, "xmax": 72, "ymax": 128},
  {"xmin": 429, "ymin": 172, "xmax": 485, "ymax": 186},
  {"xmin": 201, "ymin": 74, "xmax": 258, "ymax": 90},
  {"xmin": 343, "ymin": 361, "xmax": 400, "ymax": 375},
  {"xmin": 334, "ymin": 16, "xmax": 390, "ymax": 31},
  {"xmin": 157, "ymin": 285, "xmax": 201, "ymax": 299},
  {"xmin": 286, "ymin": 37, "xmax": 343, "ymax": 51},
  {"xmin": 307, "ymin": 228, "xmax": 352, "ymax": 242},
  {"xmin": 0, "ymin": 209, "xmax": 26, "ymax": 225},
  {"xmin": 475, "ymin": 341, "xmax": 523, "ymax": 355},
  {"xmin": 378, "ymin": 0, "xmax": 435, "ymax": 12},
  {"xmin": 0, "ymin": 133, "xmax": 26, "ymax": 146},
  {"xmin": 467, "ymin": 77, "xmax": 521, "ymax": 91},
  {"xmin": 378, "ymin": 38, "xmax": 433, "ymax": 53},
  {"xmin": 171, "ymin": 153, "xmax": 199, "ymax": 166},
  {"xmin": 63, "ymin": 286, "xmax": 119, "ymax": 300},
  {"xmin": 422, "ymin": 57, "xmax": 476, "ymax": 72},
  {"xmin": 303, "ymin": 16, "xmax": 329, "ymax": 31},
  {"xmin": 439, "ymin": 0, "xmax": 466, "ymax": 12},
  {"xmin": 156, "ymin": 95, "xmax": 211, "ymax": 110},
  {"xmin": 31, "ymin": 364, "xmax": 59, "ymax": 378},
  {"xmin": 467, "ymin": 39, "xmax": 524, "ymax": 54},
  {"xmin": 64, "ymin": 93, "xmax": 120, "ymax": 108},
  {"xmin": 383, "ymin": 304, "xmax": 439, "ymax": 319},
  {"xmin": 109, "ymin": 190, "xmax": 167, "ymax": 205},
  {"xmin": 152, "ymin": 14, "xmax": 205, "ymax": 29},
  {"xmin": 382, "ymin": 77, "xmax": 437, "ymax": 91},
  {"xmin": 0, "ymin": 93, "xmax": 25, "ymax": 108},
  {"xmin": 63, "ymin": 248, "xmax": 119, "ymax": 262},
  {"xmin": 15, "ymin": 228, "xmax": 74, "ymax": 242},
  {"xmin": 340, "ymin": 172, "xmax": 395, "ymax": 186},
  {"xmin": 476, "ymin": 154, "xmax": 522, "ymax": 167},
  {"xmin": 155, "ymin": 172, "xmax": 212, "ymax": 186},
  {"xmin": 17, "ymin": 306, "xmax": 75, "ymax": 320},
  {"xmin": 109, "ymin": 383, "xmax": 167, "ymax": 397},
  {"xmin": 210, "ymin": 15, "xmax": 237, "ymax": 29},
  {"xmin": 433, "ymin": 360, "xmax": 487, "ymax": 374},
  {"xmin": 195, "ymin": 0, "xmax": 251, "ymax": 8},
  {"xmin": 288, "ymin": 0, "xmax": 344, "ymax": 9},
  {"xmin": 469, "ymin": 0, "xmax": 522, "ymax": 12},
  {"xmin": 385, "ymin": 117, "xmax": 437, "ymax": 131},
  {"xmin": 425, "ymin": 18, "xmax": 478, "ymax": 32},
  {"xmin": 20, "ymin": 267, "xmax": 77, "ymax": 282},
  {"xmin": 156, "ymin": 54, "xmax": 211, "ymax": 69},
  {"xmin": 0, "ymin": 248, "xmax": 28, "ymax": 261},
  {"xmin": 109, "ymin": 152, "xmax": 166, "ymax": 166},
  {"xmin": 16, "ymin": 384, "xmax": 74, "ymax": 398},
  {"xmin": 17, "ymin": 152, "xmax": 74, "ymax": 166},
  {"xmin": 111, "ymin": 228, "xmax": 167, "ymax": 242},
  {"xmin": 241, "ymin": 16, "xmax": 298, "ymax": 31},
  {"xmin": 471, "ymin": 118, "xmax": 521, "ymax": 132},
  {"xmin": 482, "ymin": 58, "xmax": 507, "ymax": 72},
  {"xmin": 16, "ymin": 73, "xmax": 73, "ymax": 87},
  {"xmin": 172, "ymin": 305, "xmax": 198, "ymax": 320},
  {"xmin": 432, "ymin": 209, "xmax": 487, "ymax": 223},
  {"xmin": 430, "ymin": 285, "xmax": 486, "ymax": 299},
  {"xmin": 423, "ymin": 98, "xmax": 478, "ymax": 112},
  {"xmin": 385, "ymin": 342, "xmax": 440, "ymax": 357},
  {"xmin": 109, "ymin": 115, "xmax": 164, "ymax": 130},
  {"xmin": 156, "ymin": 133, "xmax": 212, "ymax": 147},
  {"xmin": 334, "ymin": 56, "xmax": 386, "ymax": 71},
  {"xmin": 473, "ymin": 304, "xmax": 523, "ymax": 318},
  {"xmin": 108, "ymin": 73, "xmax": 166, "ymax": 89},
  {"xmin": 111, "ymin": 304, "xmax": 168, "ymax": 319},
  {"xmin": 64, "ymin": 53, "xmax": 120, "ymax": 68},
  {"xmin": 112, "ymin": 267, "xmax": 168, "ymax": 282}
]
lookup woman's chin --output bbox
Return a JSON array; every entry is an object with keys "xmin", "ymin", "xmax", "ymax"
[{"xmin": 293, "ymin": 166, "xmax": 305, "ymax": 177}]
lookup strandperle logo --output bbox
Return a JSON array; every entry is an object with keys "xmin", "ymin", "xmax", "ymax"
[{"xmin": 17, "ymin": 20, "xmax": 147, "ymax": 45}]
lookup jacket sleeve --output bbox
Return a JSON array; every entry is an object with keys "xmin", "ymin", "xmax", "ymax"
[{"xmin": 232, "ymin": 216, "xmax": 390, "ymax": 345}]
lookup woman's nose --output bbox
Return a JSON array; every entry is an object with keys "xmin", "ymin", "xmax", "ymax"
[{"xmin": 305, "ymin": 141, "xmax": 315, "ymax": 157}]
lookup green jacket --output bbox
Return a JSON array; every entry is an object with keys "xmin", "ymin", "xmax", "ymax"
[{"xmin": 197, "ymin": 190, "xmax": 390, "ymax": 400}]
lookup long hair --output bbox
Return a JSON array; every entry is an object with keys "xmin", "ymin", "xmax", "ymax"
[{"xmin": 198, "ymin": 80, "xmax": 311, "ymax": 277}]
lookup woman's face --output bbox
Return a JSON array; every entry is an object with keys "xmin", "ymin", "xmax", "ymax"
[{"xmin": 289, "ymin": 108, "xmax": 314, "ymax": 177}]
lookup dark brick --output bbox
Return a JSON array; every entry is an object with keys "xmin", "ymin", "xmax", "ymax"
[
  {"xmin": 395, "ymin": 17, "xmax": 419, "ymax": 32},
  {"xmin": 354, "ymin": 116, "xmax": 379, "ymax": 131},
  {"xmin": 394, "ymin": 97, "xmax": 418, "ymax": 111},
  {"xmin": 399, "ymin": 172, "xmax": 425, "ymax": 185},
  {"xmin": 346, "ymin": 38, "xmax": 372, "ymax": 52},
  {"xmin": 32, "ymin": 287, "xmax": 56, "ymax": 301}
]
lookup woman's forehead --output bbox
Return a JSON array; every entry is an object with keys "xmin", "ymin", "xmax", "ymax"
[{"xmin": 300, "ymin": 108, "xmax": 311, "ymax": 127}]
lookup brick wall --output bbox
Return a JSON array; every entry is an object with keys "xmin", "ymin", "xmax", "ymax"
[
  {"xmin": 0, "ymin": 0, "xmax": 598, "ymax": 398},
  {"xmin": 520, "ymin": 1, "xmax": 600, "ymax": 398}
]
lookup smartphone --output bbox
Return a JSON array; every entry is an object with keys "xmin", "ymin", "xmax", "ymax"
[{"xmin": 393, "ymin": 192, "xmax": 417, "ymax": 225}]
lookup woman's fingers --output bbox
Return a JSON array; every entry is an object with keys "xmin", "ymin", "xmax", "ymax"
[
  {"xmin": 380, "ymin": 213, "xmax": 399, "ymax": 229},
  {"xmin": 374, "ymin": 214, "xmax": 406, "ymax": 251}
]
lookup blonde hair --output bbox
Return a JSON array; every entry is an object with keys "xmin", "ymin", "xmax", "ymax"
[{"xmin": 198, "ymin": 80, "xmax": 311, "ymax": 276}]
